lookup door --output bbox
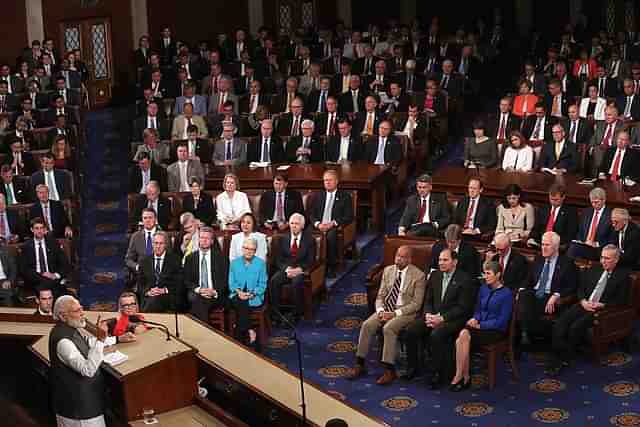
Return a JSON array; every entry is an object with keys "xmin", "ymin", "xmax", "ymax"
[{"xmin": 60, "ymin": 17, "xmax": 113, "ymax": 108}]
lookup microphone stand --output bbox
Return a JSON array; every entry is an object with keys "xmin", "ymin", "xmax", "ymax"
[
  {"xmin": 131, "ymin": 316, "xmax": 171, "ymax": 341},
  {"xmin": 271, "ymin": 306, "xmax": 307, "ymax": 427},
  {"xmin": 173, "ymin": 286, "xmax": 180, "ymax": 338}
]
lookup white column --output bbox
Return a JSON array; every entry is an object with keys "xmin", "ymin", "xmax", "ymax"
[
  {"xmin": 248, "ymin": 0, "xmax": 264, "ymax": 35},
  {"xmin": 130, "ymin": 0, "xmax": 149, "ymax": 49},
  {"xmin": 25, "ymin": 0, "xmax": 44, "ymax": 43},
  {"xmin": 337, "ymin": 0, "xmax": 352, "ymax": 28}
]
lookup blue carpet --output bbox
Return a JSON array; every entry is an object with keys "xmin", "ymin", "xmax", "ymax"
[{"xmin": 78, "ymin": 109, "xmax": 130, "ymax": 310}]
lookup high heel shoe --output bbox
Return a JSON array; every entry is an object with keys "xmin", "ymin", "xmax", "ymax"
[{"xmin": 450, "ymin": 377, "xmax": 471, "ymax": 392}]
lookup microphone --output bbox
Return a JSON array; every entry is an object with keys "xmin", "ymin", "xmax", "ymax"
[{"xmin": 129, "ymin": 315, "xmax": 171, "ymax": 341}]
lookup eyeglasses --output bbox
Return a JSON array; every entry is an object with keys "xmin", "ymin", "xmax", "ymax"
[
  {"xmin": 242, "ymin": 246, "xmax": 257, "ymax": 251},
  {"xmin": 121, "ymin": 303, "xmax": 137, "ymax": 308}
]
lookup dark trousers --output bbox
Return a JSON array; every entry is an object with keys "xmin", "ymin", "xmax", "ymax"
[
  {"xmin": 567, "ymin": 242, "xmax": 600, "ymax": 261},
  {"xmin": 552, "ymin": 304, "xmax": 594, "ymax": 362},
  {"xmin": 188, "ymin": 291, "xmax": 225, "ymax": 322},
  {"xmin": 516, "ymin": 289, "xmax": 552, "ymax": 335},
  {"xmin": 407, "ymin": 223, "xmax": 439, "ymax": 238},
  {"xmin": 230, "ymin": 297, "xmax": 251, "ymax": 339},
  {"xmin": 326, "ymin": 228, "xmax": 338, "ymax": 269},
  {"xmin": 270, "ymin": 269, "xmax": 305, "ymax": 315},
  {"xmin": 142, "ymin": 293, "xmax": 172, "ymax": 313},
  {"xmin": 404, "ymin": 318, "xmax": 464, "ymax": 379}
]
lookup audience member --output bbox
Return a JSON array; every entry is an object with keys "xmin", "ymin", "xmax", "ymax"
[
  {"xmin": 398, "ymin": 174, "xmax": 450, "ymax": 237},
  {"xmin": 258, "ymin": 174, "xmax": 304, "ymax": 231},
  {"xmin": 167, "ymin": 142, "xmax": 205, "ymax": 192},
  {"xmin": 138, "ymin": 231, "xmax": 182, "ymax": 312},
  {"xmin": 216, "ymin": 173, "xmax": 251, "ymax": 230},
  {"xmin": 229, "ymin": 213, "xmax": 267, "ymax": 261},
  {"xmin": 30, "ymin": 184, "xmax": 72, "ymax": 239}
]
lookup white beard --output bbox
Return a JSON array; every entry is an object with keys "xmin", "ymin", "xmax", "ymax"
[{"xmin": 68, "ymin": 317, "xmax": 86, "ymax": 329}]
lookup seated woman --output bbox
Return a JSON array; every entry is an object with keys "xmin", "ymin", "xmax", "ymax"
[
  {"xmin": 50, "ymin": 135, "xmax": 75, "ymax": 170},
  {"xmin": 450, "ymin": 261, "xmax": 513, "ymax": 391},
  {"xmin": 464, "ymin": 120, "xmax": 498, "ymax": 168},
  {"xmin": 495, "ymin": 184, "xmax": 535, "ymax": 241},
  {"xmin": 216, "ymin": 173, "xmax": 251, "ymax": 230},
  {"xmin": 512, "ymin": 79, "xmax": 539, "ymax": 118},
  {"xmin": 229, "ymin": 212, "xmax": 268, "ymax": 262},
  {"xmin": 106, "ymin": 291, "xmax": 147, "ymax": 341},
  {"xmin": 501, "ymin": 131, "xmax": 534, "ymax": 172},
  {"xmin": 228, "ymin": 237, "xmax": 267, "ymax": 351},
  {"xmin": 573, "ymin": 49, "xmax": 597, "ymax": 94},
  {"xmin": 182, "ymin": 176, "xmax": 215, "ymax": 225},
  {"xmin": 578, "ymin": 84, "xmax": 606, "ymax": 122}
]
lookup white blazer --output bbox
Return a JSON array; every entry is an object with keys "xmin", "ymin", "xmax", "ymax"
[{"xmin": 579, "ymin": 97, "xmax": 607, "ymax": 121}]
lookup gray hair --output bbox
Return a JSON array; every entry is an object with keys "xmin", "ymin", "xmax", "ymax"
[
  {"xmin": 601, "ymin": 244, "xmax": 621, "ymax": 258},
  {"xmin": 53, "ymin": 295, "xmax": 77, "ymax": 321},
  {"xmin": 444, "ymin": 224, "xmax": 462, "ymax": 241},
  {"xmin": 589, "ymin": 187, "xmax": 606, "ymax": 201},
  {"xmin": 611, "ymin": 208, "xmax": 630, "ymax": 222},
  {"xmin": 542, "ymin": 231, "xmax": 561, "ymax": 248},
  {"xmin": 289, "ymin": 212, "xmax": 306, "ymax": 227},
  {"xmin": 244, "ymin": 237, "xmax": 258, "ymax": 248},
  {"xmin": 493, "ymin": 232, "xmax": 510, "ymax": 246},
  {"xmin": 301, "ymin": 119, "xmax": 315, "ymax": 129},
  {"xmin": 180, "ymin": 212, "xmax": 195, "ymax": 225}
]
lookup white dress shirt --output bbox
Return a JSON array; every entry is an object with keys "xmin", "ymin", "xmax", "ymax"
[
  {"xmin": 374, "ymin": 137, "xmax": 387, "ymax": 165},
  {"xmin": 339, "ymin": 136, "xmax": 350, "ymax": 161}
]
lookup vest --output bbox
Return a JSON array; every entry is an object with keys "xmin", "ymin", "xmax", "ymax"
[{"xmin": 49, "ymin": 322, "xmax": 104, "ymax": 420}]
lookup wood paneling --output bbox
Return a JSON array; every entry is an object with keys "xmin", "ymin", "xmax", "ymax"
[
  {"xmin": 0, "ymin": 0, "xmax": 28, "ymax": 67},
  {"xmin": 42, "ymin": 0, "xmax": 133, "ymax": 85},
  {"xmin": 147, "ymin": 0, "xmax": 249, "ymax": 49}
]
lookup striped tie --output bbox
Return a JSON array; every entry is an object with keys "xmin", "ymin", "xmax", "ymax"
[{"xmin": 383, "ymin": 271, "xmax": 403, "ymax": 312}]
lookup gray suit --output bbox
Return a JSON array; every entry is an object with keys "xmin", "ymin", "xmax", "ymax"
[
  {"xmin": 208, "ymin": 92, "xmax": 239, "ymax": 115},
  {"xmin": 589, "ymin": 121, "xmax": 624, "ymax": 176},
  {"xmin": 170, "ymin": 114, "xmax": 209, "ymax": 140},
  {"xmin": 166, "ymin": 159, "xmax": 205, "ymax": 192},
  {"xmin": 133, "ymin": 142, "xmax": 171, "ymax": 165},
  {"xmin": 125, "ymin": 229, "xmax": 155, "ymax": 272},
  {"xmin": 299, "ymin": 75, "xmax": 321, "ymax": 96},
  {"xmin": 212, "ymin": 138, "xmax": 247, "ymax": 166}
]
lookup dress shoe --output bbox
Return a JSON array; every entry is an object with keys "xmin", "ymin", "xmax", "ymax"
[
  {"xmin": 449, "ymin": 378, "xmax": 471, "ymax": 392},
  {"xmin": 347, "ymin": 365, "xmax": 367, "ymax": 380},
  {"xmin": 376, "ymin": 369, "xmax": 397, "ymax": 385},
  {"xmin": 401, "ymin": 368, "xmax": 418, "ymax": 381},
  {"xmin": 429, "ymin": 373, "xmax": 442, "ymax": 390}
]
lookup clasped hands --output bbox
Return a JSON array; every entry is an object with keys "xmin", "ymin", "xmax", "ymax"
[
  {"xmin": 424, "ymin": 313, "xmax": 444, "ymax": 328},
  {"xmin": 145, "ymin": 287, "xmax": 167, "ymax": 297},
  {"xmin": 236, "ymin": 289, "xmax": 254, "ymax": 301},
  {"xmin": 580, "ymin": 299, "xmax": 604, "ymax": 312},
  {"xmin": 377, "ymin": 310, "xmax": 395, "ymax": 322},
  {"xmin": 199, "ymin": 288, "xmax": 218, "ymax": 299}
]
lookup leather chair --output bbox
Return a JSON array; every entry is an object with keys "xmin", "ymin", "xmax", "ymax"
[{"xmin": 479, "ymin": 295, "xmax": 519, "ymax": 389}]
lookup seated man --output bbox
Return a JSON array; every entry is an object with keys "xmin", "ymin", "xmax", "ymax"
[
  {"xmin": 228, "ymin": 237, "xmax": 268, "ymax": 350},
  {"xmin": 125, "ymin": 208, "xmax": 158, "ymax": 276},
  {"xmin": 365, "ymin": 120, "xmax": 402, "ymax": 166},
  {"xmin": 247, "ymin": 119, "xmax": 286, "ymax": 164},
  {"xmin": 20, "ymin": 217, "xmax": 70, "ymax": 296},
  {"xmin": 258, "ymin": 174, "xmax": 304, "ymax": 232},
  {"xmin": 171, "ymin": 102, "xmax": 208, "ymax": 141},
  {"xmin": 0, "ymin": 241, "xmax": 18, "ymax": 304},
  {"xmin": 0, "ymin": 193, "xmax": 23, "ymax": 242},
  {"xmin": 29, "ymin": 152, "xmax": 70, "ymax": 201},
  {"xmin": 325, "ymin": 118, "xmax": 362, "ymax": 162},
  {"xmin": 404, "ymin": 249, "xmax": 475, "ymax": 386},
  {"xmin": 485, "ymin": 232, "xmax": 529, "ymax": 290},
  {"xmin": 132, "ymin": 128, "xmax": 171, "ymax": 166},
  {"xmin": 548, "ymin": 245, "xmax": 630, "ymax": 374},
  {"xmin": 608, "ymin": 208, "xmax": 640, "ymax": 270},
  {"xmin": 285, "ymin": 119, "xmax": 324, "ymax": 163},
  {"xmin": 309, "ymin": 170, "xmax": 353, "ymax": 277},
  {"xmin": 269, "ymin": 213, "xmax": 316, "ymax": 323},
  {"xmin": 398, "ymin": 174, "xmax": 450, "ymax": 237},
  {"xmin": 598, "ymin": 130, "xmax": 638, "ymax": 181},
  {"xmin": 212, "ymin": 123, "xmax": 247, "ymax": 166},
  {"xmin": 429, "ymin": 224, "xmax": 482, "ymax": 279},
  {"xmin": 452, "ymin": 177, "xmax": 497, "ymax": 238},
  {"xmin": 171, "ymin": 124, "xmax": 211, "ymax": 164},
  {"xmin": 138, "ymin": 231, "xmax": 182, "ymax": 312},
  {"xmin": 184, "ymin": 226, "xmax": 228, "ymax": 322},
  {"xmin": 128, "ymin": 152, "xmax": 168, "ymax": 194},
  {"xmin": 528, "ymin": 183, "xmax": 578, "ymax": 248},
  {"xmin": 105, "ymin": 291, "xmax": 146, "ymax": 340},
  {"xmin": 29, "ymin": 184, "xmax": 72, "ymax": 239},
  {"xmin": 567, "ymin": 187, "xmax": 612, "ymax": 260},
  {"xmin": 34, "ymin": 287, "xmax": 54, "ymax": 316},
  {"xmin": 517, "ymin": 231, "xmax": 577, "ymax": 346},
  {"xmin": 5, "ymin": 139, "xmax": 38, "ymax": 176},
  {"xmin": 347, "ymin": 246, "xmax": 426, "ymax": 385},
  {"xmin": 0, "ymin": 164, "xmax": 29, "ymax": 205},
  {"xmin": 167, "ymin": 142, "xmax": 205, "ymax": 192},
  {"xmin": 537, "ymin": 124, "xmax": 578, "ymax": 174},
  {"xmin": 132, "ymin": 181, "xmax": 171, "ymax": 230}
]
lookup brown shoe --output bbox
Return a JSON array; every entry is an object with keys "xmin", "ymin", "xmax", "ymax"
[
  {"xmin": 347, "ymin": 365, "xmax": 367, "ymax": 380},
  {"xmin": 376, "ymin": 369, "xmax": 397, "ymax": 385}
]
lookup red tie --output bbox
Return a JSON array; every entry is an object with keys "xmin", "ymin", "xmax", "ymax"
[
  {"xmin": 218, "ymin": 93, "xmax": 225, "ymax": 112},
  {"xmin": 499, "ymin": 256, "xmax": 505, "ymax": 273},
  {"xmin": 328, "ymin": 114, "xmax": 335, "ymax": 136},
  {"xmin": 498, "ymin": 114, "xmax": 506, "ymax": 140},
  {"xmin": 418, "ymin": 198, "xmax": 427, "ymax": 222},
  {"xmin": 603, "ymin": 124, "xmax": 613, "ymax": 147},
  {"xmin": 587, "ymin": 210, "xmax": 600, "ymax": 242},
  {"xmin": 250, "ymin": 95, "xmax": 256, "ymax": 112},
  {"xmin": 291, "ymin": 237, "xmax": 298, "ymax": 258},
  {"xmin": 464, "ymin": 199, "xmax": 476, "ymax": 229},
  {"xmin": 610, "ymin": 149, "xmax": 623, "ymax": 181},
  {"xmin": 545, "ymin": 206, "xmax": 557, "ymax": 232}
]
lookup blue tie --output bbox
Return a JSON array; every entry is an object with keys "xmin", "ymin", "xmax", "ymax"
[
  {"xmin": 200, "ymin": 255, "xmax": 208, "ymax": 289},
  {"xmin": 536, "ymin": 260, "xmax": 550, "ymax": 298},
  {"xmin": 145, "ymin": 232, "xmax": 152, "ymax": 256}
]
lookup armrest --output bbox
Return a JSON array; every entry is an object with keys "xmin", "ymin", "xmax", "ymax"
[
  {"xmin": 557, "ymin": 294, "xmax": 578, "ymax": 307},
  {"xmin": 593, "ymin": 306, "xmax": 636, "ymax": 337},
  {"xmin": 366, "ymin": 263, "xmax": 384, "ymax": 283}
]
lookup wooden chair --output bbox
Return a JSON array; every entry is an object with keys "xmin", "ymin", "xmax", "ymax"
[
  {"xmin": 208, "ymin": 307, "xmax": 226, "ymax": 332},
  {"xmin": 228, "ymin": 302, "xmax": 273, "ymax": 348}
]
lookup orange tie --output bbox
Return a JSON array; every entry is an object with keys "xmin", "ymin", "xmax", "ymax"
[{"xmin": 366, "ymin": 113, "xmax": 374, "ymax": 135}]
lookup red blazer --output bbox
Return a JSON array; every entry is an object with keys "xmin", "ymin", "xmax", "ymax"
[{"xmin": 572, "ymin": 59, "xmax": 597, "ymax": 80}]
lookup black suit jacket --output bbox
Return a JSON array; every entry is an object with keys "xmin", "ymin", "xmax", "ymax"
[
  {"xmin": 246, "ymin": 136, "xmax": 286, "ymax": 164},
  {"xmin": 305, "ymin": 90, "xmax": 335, "ymax": 115},
  {"xmin": 4, "ymin": 151, "xmax": 37, "ymax": 176},
  {"xmin": 521, "ymin": 116, "xmax": 554, "ymax": 143},
  {"xmin": 0, "ymin": 179, "xmax": 28, "ymax": 204},
  {"xmin": 429, "ymin": 240, "xmax": 482, "ymax": 279},
  {"xmin": 530, "ymin": 203, "xmax": 578, "ymax": 245},
  {"xmin": 491, "ymin": 250, "xmax": 529, "ymax": 290},
  {"xmin": 272, "ymin": 231, "xmax": 316, "ymax": 271},
  {"xmin": 134, "ymin": 115, "xmax": 170, "ymax": 141},
  {"xmin": 29, "ymin": 169, "xmax": 70, "ymax": 201},
  {"xmin": 487, "ymin": 113, "xmax": 521, "ymax": 139},
  {"xmin": 615, "ymin": 95, "xmax": 640, "ymax": 121},
  {"xmin": 608, "ymin": 222, "xmax": 640, "ymax": 269},
  {"xmin": 20, "ymin": 237, "xmax": 70, "ymax": 288},
  {"xmin": 422, "ymin": 269, "xmax": 476, "ymax": 323},
  {"xmin": 538, "ymin": 141, "xmax": 578, "ymax": 173},
  {"xmin": 128, "ymin": 163, "xmax": 168, "ymax": 193},
  {"xmin": 364, "ymin": 135, "xmax": 402, "ymax": 165},
  {"xmin": 325, "ymin": 135, "xmax": 363, "ymax": 162},
  {"xmin": 29, "ymin": 200, "xmax": 69, "ymax": 239},
  {"xmin": 132, "ymin": 195, "xmax": 171, "ymax": 230},
  {"xmin": 309, "ymin": 190, "xmax": 354, "ymax": 227},
  {"xmin": 588, "ymin": 77, "xmax": 619, "ymax": 98},
  {"xmin": 285, "ymin": 136, "xmax": 324, "ymax": 163},
  {"xmin": 139, "ymin": 252, "xmax": 182, "ymax": 307},
  {"xmin": 399, "ymin": 193, "xmax": 450, "ymax": 231},
  {"xmin": 338, "ymin": 89, "xmax": 367, "ymax": 114},
  {"xmin": 577, "ymin": 265, "xmax": 630, "ymax": 306},
  {"xmin": 181, "ymin": 193, "xmax": 215, "ymax": 225},
  {"xmin": 169, "ymin": 138, "xmax": 211, "ymax": 164},
  {"xmin": 453, "ymin": 196, "xmax": 497, "ymax": 235},
  {"xmin": 183, "ymin": 241, "xmax": 228, "ymax": 298},
  {"xmin": 394, "ymin": 116, "xmax": 428, "ymax": 141},
  {"xmin": 313, "ymin": 112, "xmax": 343, "ymax": 137},
  {"xmin": 599, "ymin": 147, "xmax": 639, "ymax": 180},
  {"xmin": 563, "ymin": 118, "xmax": 593, "ymax": 145},
  {"xmin": 525, "ymin": 254, "xmax": 577, "ymax": 297},
  {"xmin": 258, "ymin": 189, "xmax": 304, "ymax": 226},
  {"xmin": 353, "ymin": 111, "xmax": 385, "ymax": 135},
  {"xmin": 434, "ymin": 72, "xmax": 463, "ymax": 98},
  {"xmin": 276, "ymin": 113, "xmax": 308, "ymax": 137},
  {"xmin": 353, "ymin": 56, "xmax": 379, "ymax": 76},
  {"xmin": 544, "ymin": 93, "xmax": 570, "ymax": 118},
  {"xmin": 1, "ymin": 208, "xmax": 25, "ymax": 239}
]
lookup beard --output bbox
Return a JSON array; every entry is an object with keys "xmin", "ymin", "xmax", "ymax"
[{"xmin": 67, "ymin": 317, "xmax": 86, "ymax": 329}]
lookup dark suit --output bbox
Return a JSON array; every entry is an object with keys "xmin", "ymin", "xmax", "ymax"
[
  {"xmin": 404, "ymin": 269, "xmax": 476, "ymax": 378},
  {"xmin": 609, "ymin": 222, "xmax": 640, "ymax": 269},
  {"xmin": 521, "ymin": 116, "xmax": 554, "ymax": 144},
  {"xmin": 181, "ymin": 193, "xmax": 215, "ymax": 226},
  {"xmin": 258, "ymin": 190, "xmax": 304, "ymax": 227},
  {"xmin": 0, "ymin": 208, "xmax": 25, "ymax": 240},
  {"xmin": 573, "ymin": 207, "xmax": 613, "ymax": 248},
  {"xmin": 353, "ymin": 111, "xmax": 385, "ymax": 136},
  {"xmin": 490, "ymin": 250, "xmax": 529, "ymax": 290},
  {"xmin": 429, "ymin": 240, "xmax": 482, "ymax": 279},
  {"xmin": 305, "ymin": 90, "xmax": 334, "ymax": 115},
  {"xmin": 538, "ymin": 140, "xmax": 578, "ymax": 173},
  {"xmin": 134, "ymin": 115, "xmax": 170, "ymax": 141},
  {"xmin": 325, "ymin": 135, "xmax": 363, "ymax": 162},
  {"xmin": 0, "ymin": 179, "xmax": 29, "ymax": 205},
  {"xmin": 398, "ymin": 72, "xmax": 425, "ymax": 92},
  {"xmin": 132, "ymin": 195, "xmax": 171, "ymax": 230},
  {"xmin": 246, "ymin": 136, "xmax": 286, "ymax": 164},
  {"xmin": 529, "ymin": 204, "xmax": 578, "ymax": 246},
  {"xmin": 276, "ymin": 113, "xmax": 308, "ymax": 137},
  {"xmin": 552, "ymin": 265, "xmax": 630, "ymax": 362},
  {"xmin": 285, "ymin": 136, "xmax": 324, "ymax": 163},
  {"xmin": 4, "ymin": 151, "xmax": 37, "ymax": 176},
  {"xmin": 516, "ymin": 254, "xmax": 578, "ymax": 335},
  {"xmin": 128, "ymin": 163, "xmax": 168, "ymax": 194},
  {"xmin": 353, "ymin": 56, "xmax": 379, "ymax": 76},
  {"xmin": 453, "ymin": 196, "xmax": 497, "ymax": 235},
  {"xmin": 563, "ymin": 118, "xmax": 593, "ymax": 145},
  {"xmin": 313, "ymin": 112, "xmax": 343, "ymax": 137},
  {"xmin": 615, "ymin": 95, "xmax": 640, "ymax": 121},
  {"xmin": 487, "ymin": 113, "xmax": 521, "ymax": 139},
  {"xmin": 169, "ymin": 138, "xmax": 211, "ymax": 164},
  {"xmin": 544, "ymin": 93, "xmax": 569, "ymax": 118},
  {"xmin": 309, "ymin": 189, "xmax": 353, "ymax": 269},
  {"xmin": 589, "ymin": 77, "xmax": 619, "ymax": 98},
  {"xmin": 599, "ymin": 147, "xmax": 639, "ymax": 180},
  {"xmin": 20, "ymin": 237, "xmax": 70, "ymax": 293},
  {"xmin": 30, "ymin": 169, "xmax": 70, "ymax": 200},
  {"xmin": 29, "ymin": 200, "xmax": 69, "ymax": 239},
  {"xmin": 364, "ymin": 135, "xmax": 402, "ymax": 165},
  {"xmin": 338, "ymin": 89, "xmax": 367, "ymax": 114},
  {"xmin": 271, "ymin": 91, "xmax": 304, "ymax": 114},
  {"xmin": 398, "ymin": 193, "xmax": 450, "ymax": 237},
  {"xmin": 435, "ymin": 72, "xmax": 463, "ymax": 98},
  {"xmin": 138, "ymin": 252, "xmax": 182, "ymax": 312},
  {"xmin": 183, "ymin": 241, "xmax": 228, "ymax": 321},
  {"xmin": 269, "ymin": 231, "xmax": 316, "ymax": 315}
]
